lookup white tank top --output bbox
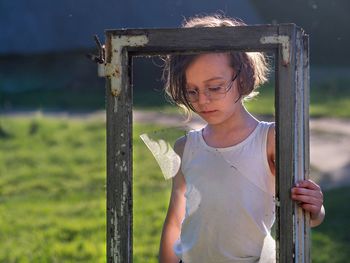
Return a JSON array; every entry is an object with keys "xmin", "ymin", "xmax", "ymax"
[{"xmin": 174, "ymin": 121, "xmax": 276, "ymax": 263}]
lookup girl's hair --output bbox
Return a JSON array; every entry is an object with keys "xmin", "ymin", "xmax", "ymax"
[{"xmin": 162, "ymin": 14, "xmax": 270, "ymax": 116}]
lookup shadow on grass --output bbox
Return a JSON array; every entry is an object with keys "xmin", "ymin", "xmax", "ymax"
[{"xmin": 311, "ymin": 186, "xmax": 350, "ymax": 262}]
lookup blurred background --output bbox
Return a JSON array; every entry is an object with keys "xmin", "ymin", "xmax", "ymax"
[{"xmin": 0, "ymin": 0, "xmax": 349, "ymax": 262}]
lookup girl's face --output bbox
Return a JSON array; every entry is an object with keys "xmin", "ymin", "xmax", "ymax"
[{"xmin": 185, "ymin": 53, "xmax": 242, "ymax": 125}]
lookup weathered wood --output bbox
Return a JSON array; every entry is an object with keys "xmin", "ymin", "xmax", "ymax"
[
  {"xmin": 275, "ymin": 23, "xmax": 297, "ymax": 263},
  {"xmin": 294, "ymin": 28, "xmax": 309, "ymax": 263},
  {"xmin": 294, "ymin": 28, "xmax": 305, "ymax": 262},
  {"xmin": 302, "ymin": 32, "xmax": 311, "ymax": 263},
  {"xmin": 275, "ymin": 25, "xmax": 311, "ymax": 263},
  {"xmin": 107, "ymin": 25, "xmax": 281, "ymax": 54},
  {"xmin": 102, "ymin": 24, "xmax": 311, "ymax": 263},
  {"xmin": 106, "ymin": 32, "xmax": 133, "ymax": 263}
]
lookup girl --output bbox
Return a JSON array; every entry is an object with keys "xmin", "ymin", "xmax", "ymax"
[{"xmin": 159, "ymin": 15, "xmax": 325, "ymax": 263}]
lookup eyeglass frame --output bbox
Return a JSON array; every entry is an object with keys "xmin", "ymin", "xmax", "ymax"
[{"xmin": 184, "ymin": 63, "xmax": 242, "ymax": 103}]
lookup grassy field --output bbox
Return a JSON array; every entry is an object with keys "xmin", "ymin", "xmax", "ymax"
[
  {"xmin": 0, "ymin": 116, "xmax": 106, "ymax": 262},
  {"xmin": 0, "ymin": 117, "xmax": 349, "ymax": 262}
]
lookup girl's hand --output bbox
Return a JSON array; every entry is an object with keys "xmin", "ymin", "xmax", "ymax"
[{"xmin": 291, "ymin": 179, "xmax": 325, "ymax": 227}]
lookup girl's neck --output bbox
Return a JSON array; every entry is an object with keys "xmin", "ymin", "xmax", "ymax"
[
  {"xmin": 206, "ymin": 105, "xmax": 257, "ymax": 135},
  {"xmin": 202, "ymin": 105, "xmax": 258, "ymax": 147}
]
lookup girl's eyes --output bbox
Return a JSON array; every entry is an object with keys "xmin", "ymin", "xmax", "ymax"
[
  {"xmin": 186, "ymin": 84, "xmax": 225, "ymax": 95},
  {"xmin": 208, "ymin": 86, "xmax": 223, "ymax": 92},
  {"xmin": 187, "ymin": 90, "xmax": 197, "ymax": 95}
]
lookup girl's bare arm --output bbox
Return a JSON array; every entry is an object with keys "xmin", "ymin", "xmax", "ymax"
[{"xmin": 159, "ymin": 136, "xmax": 187, "ymax": 263}]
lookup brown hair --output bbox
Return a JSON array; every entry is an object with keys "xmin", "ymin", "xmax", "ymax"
[{"xmin": 163, "ymin": 14, "xmax": 270, "ymax": 115}]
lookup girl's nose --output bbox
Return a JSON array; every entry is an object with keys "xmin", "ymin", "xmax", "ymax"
[{"xmin": 197, "ymin": 90, "xmax": 210, "ymax": 105}]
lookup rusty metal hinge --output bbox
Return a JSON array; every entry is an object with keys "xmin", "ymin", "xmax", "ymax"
[
  {"xmin": 88, "ymin": 34, "xmax": 148, "ymax": 97},
  {"xmin": 87, "ymin": 35, "xmax": 105, "ymax": 64},
  {"xmin": 87, "ymin": 35, "xmax": 121, "ymax": 96}
]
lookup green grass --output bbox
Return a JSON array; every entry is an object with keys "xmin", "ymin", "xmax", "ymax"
[
  {"xmin": 0, "ymin": 117, "xmax": 349, "ymax": 262},
  {"xmin": 311, "ymin": 187, "xmax": 350, "ymax": 263},
  {"xmin": 0, "ymin": 116, "xmax": 106, "ymax": 262},
  {"xmin": 0, "ymin": 117, "xmax": 182, "ymax": 262}
]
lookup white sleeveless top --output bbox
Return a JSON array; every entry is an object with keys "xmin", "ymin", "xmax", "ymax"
[{"xmin": 174, "ymin": 121, "xmax": 276, "ymax": 263}]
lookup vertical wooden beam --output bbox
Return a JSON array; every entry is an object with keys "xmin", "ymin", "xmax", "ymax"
[
  {"xmin": 294, "ymin": 30, "xmax": 310, "ymax": 262},
  {"xmin": 294, "ymin": 28, "xmax": 305, "ymax": 262},
  {"xmin": 293, "ymin": 29, "xmax": 311, "ymax": 263},
  {"xmin": 106, "ymin": 35, "xmax": 133, "ymax": 263},
  {"xmin": 275, "ymin": 24, "xmax": 297, "ymax": 263},
  {"xmin": 276, "ymin": 25, "xmax": 310, "ymax": 263},
  {"xmin": 301, "ymin": 32, "xmax": 311, "ymax": 263},
  {"xmin": 105, "ymin": 33, "xmax": 148, "ymax": 263}
]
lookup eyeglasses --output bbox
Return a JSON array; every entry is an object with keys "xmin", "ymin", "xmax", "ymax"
[{"xmin": 185, "ymin": 64, "xmax": 242, "ymax": 103}]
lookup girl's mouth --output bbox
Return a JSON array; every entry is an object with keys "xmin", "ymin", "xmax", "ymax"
[{"xmin": 200, "ymin": 110, "xmax": 217, "ymax": 115}]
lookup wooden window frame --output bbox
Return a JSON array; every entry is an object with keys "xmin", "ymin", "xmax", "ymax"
[{"xmin": 98, "ymin": 24, "xmax": 310, "ymax": 263}]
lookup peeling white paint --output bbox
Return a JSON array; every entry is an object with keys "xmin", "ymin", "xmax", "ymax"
[
  {"xmin": 110, "ymin": 208, "xmax": 115, "ymax": 224},
  {"xmin": 111, "ymin": 208, "xmax": 121, "ymax": 262},
  {"xmin": 274, "ymin": 197, "xmax": 281, "ymax": 207},
  {"xmin": 113, "ymin": 96, "xmax": 118, "ymax": 113},
  {"xmin": 260, "ymin": 35, "xmax": 290, "ymax": 65},
  {"xmin": 97, "ymin": 63, "xmax": 106, "ymax": 77},
  {"xmin": 120, "ymin": 181, "xmax": 128, "ymax": 217},
  {"xmin": 119, "ymin": 160, "xmax": 127, "ymax": 172},
  {"xmin": 121, "ymin": 144, "xmax": 126, "ymax": 148},
  {"xmin": 119, "ymin": 166, "xmax": 127, "ymax": 172},
  {"xmin": 109, "ymin": 176, "xmax": 128, "ymax": 261}
]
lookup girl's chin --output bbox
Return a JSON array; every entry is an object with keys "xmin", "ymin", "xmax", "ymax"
[{"xmin": 198, "ymin": 114, "xmax": 216, "ymax": 123}]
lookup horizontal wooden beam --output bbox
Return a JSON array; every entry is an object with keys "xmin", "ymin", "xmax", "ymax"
[{"xmin": 105, "ymin": 24, "xmax": 297, "ymax": 54}]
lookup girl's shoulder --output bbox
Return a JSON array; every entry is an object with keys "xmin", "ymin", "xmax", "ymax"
[
  {"xmin": 174, "ymin": 135, "xmax": 187, "ymax": 158},
  {"xmin": 174, "ymin": 128, "xmax": 203, "ymax": 160},
  {"xmin": 259, "ymin": 121, "xmax": 275, "ymax": 147},
  {"xmin": 258, "ymin": 121, "xmax": 275, "ymax": 138},
  {"xmin": 259, "ymin": 120, "xmax": 275, "ymax": 128},
  {"xmin": 264, "ymin": 121, "xmax": 275, "ymax": 139}
]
